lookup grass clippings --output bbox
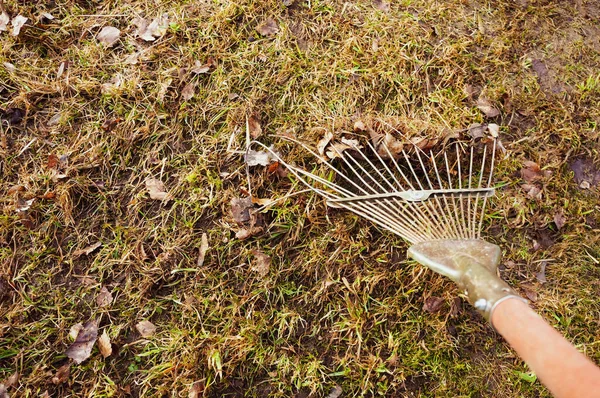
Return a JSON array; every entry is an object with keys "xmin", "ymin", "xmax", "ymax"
[{"xmin": 1, "ymin": 0, "xmax": 599, "ymax": 397}]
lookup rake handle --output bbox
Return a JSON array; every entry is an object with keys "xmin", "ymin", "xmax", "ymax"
[{"xmin": 492, "ymin": 298, "xmax": 600, "ymax": 398}]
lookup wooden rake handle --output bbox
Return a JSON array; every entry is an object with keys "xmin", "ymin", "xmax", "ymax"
[{"xmin": 492, "ymin": 298, "xmax": 600, "ymax": 398}]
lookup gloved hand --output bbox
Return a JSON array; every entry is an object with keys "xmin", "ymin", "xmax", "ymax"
[{"xmin": 407, "ymin": 239, "xmax": 525, "ymax": 322}]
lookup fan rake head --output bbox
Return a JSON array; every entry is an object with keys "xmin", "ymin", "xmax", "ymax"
[{"xmin": 251, "ymin": 133, "xmax": 498, "ymax": 245}]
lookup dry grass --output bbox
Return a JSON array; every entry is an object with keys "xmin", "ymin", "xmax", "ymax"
[{"xmin": 1, "ymin": 0, "xmax": 599, "ymax": 396}]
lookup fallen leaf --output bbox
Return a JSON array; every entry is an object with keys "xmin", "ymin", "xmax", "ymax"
[
  {"xmin": 145, "ymin": 178, "xmax": 171, "ymax": 201},
  {"xmin": 133, "ymin": 14, "xmax": 169, "ymax": 41},
  {"xmin": 0, "ymin": 12, "xmax": 9, "ymax": 32},
  {"xmin": 47, "ymin": 154, "xmax": 59, "ymax": 169},
  {"xmin": 124, "ymin": 52, "xmax": 140, "ymax": 65},
  {"xmin": 73, "ymin": 241, "xmax": 102, "ymax": 257},
  {"xmin": 189, "ymin": 381, "xmax": 205, "ymax": 398},
  {"xmin": 373, "ymin": 0, "xmax": 390, "ymax": 12},
  {"xmin": 245, "ymin": 148, "xmax": 278, "ymax": 167},
  {"xmin": 98, "ymin": 330, "xmax": 112, "ymax": 358},
  {"xmin": 325, "ymin": 138, "xmax": 362, "ymax": 160},
  {"xmin": 197, "ymin": 233, "xmax": 209, "ymax": 267},
  {"xmin": 521, "ymin": 183, "xmax": 542, "ymax": 199},
  {"xmin": 423, "ymin": 296, "xmax": 444, "ymax": 313},
  {"xmin": 65, "ymin": 320, "xmax": 98, "ymax": 364},
  {"xmin": 411, "ymin": 136, "xmax": 438, "ymax": 151},
  {"xmin": 236, "ymin": 226, "xmax": 263, "ymax": 240},
  {"xmin": 41, "ymin": 13, "xmax": 55, "ymax": 21},
  {"xmin": 69, "ymin": 323, "xmax": 83, "ymax": 340},
  {"xmin": 15, "ymin": 198, "xmax": 34, "ymax": 213},
  {"xmin": 230, "ymin": 196, "xmax": 253, "ymax": 223},
  {"xmin": 181, "ymin": 82, "xmax": 195, "ymax": 101},
  {"xmin": 101, "ymin": 118, "xmax": 122, "ymax": 132},
  {"xmin": 522, "ymin": 286, "xmax": 538, "ymax": 302},
  {"xmin": 97, "ymin": 26, "xmax": 121, "ymax": 46},
  {"xmin": 468, "ymin": 123, "xmax": 486, "ymax": 139},
  {"xmin": 353, "ymin": 120, "xmax": 366, "ymax": 132},
  {"xmin": 317, "ymin": 131, "xmax": 334, "ymax": 156},
  {"xmin": 450, "ymin": 297, "xmax": 462, "ymax": 317},
  {"xmin": 251, "ymin": 250, "xmax": 270, "ymax": 277},
  {"xmin": 376, "ymin": 132, "xmax": 404, "ymax": 159},
  {"xmin": 11, "ymin": 15, "xmax": 28, "ymax": 37},
  {"xmin": 535, "ymin": 261, "xmax": 547, "ymax": 284},
  {"xmin": 248, "ymin": 115, "xmax": 262, "ymax": 139},
  {"xmin": 136, "ymin": 320, "xmax": 156, "ymax": 338},
  {"xmin": 41, "ymin": 391, "xmax": 50, "ymax": 398},
  {"xmin": 51, "ymin": 363, "xmax": 71, "ymax": 385},
  {"xmin": 554, "ymin": 211, "xmax": 566, "ymax": 230},
  {"xmin": 2, "ymin": 62, "xmax": 15, "ymax": 73},
  {"xmin": 96, "ymin": 286, "xmax": 113, "ymax": 308},
  {"xmin": 256, "ymin": 18, "xmax": 279, "ymax": 37},
  {"xmin": 476, "ymin": 96, "xmax": 500, "ymax": 118},
  {"xmin": 487, "ymin": 123, "xmax": 500, "ymax": 138},
  {"xmin": 0, "ymin": 384, "xmax": 8, "ymax": 398},
  {"xmin": 3, "ymin": 372, "xmax": 18, "ymax": 389},
  {"xmin": 191, "ymin": 59, "xmax": 214, "ymax": 74},
  {"xmin": 520, "ymin": 161, "xmax": 542, "ymax": 183},
  {"xmin": 7, "ymin": 185, "xmax": 25, "ymax": 196}
]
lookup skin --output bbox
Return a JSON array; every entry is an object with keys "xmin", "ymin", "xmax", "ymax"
[{"xmin": 492, "ymin": 298, "xmax": 600, "ymax": 398}]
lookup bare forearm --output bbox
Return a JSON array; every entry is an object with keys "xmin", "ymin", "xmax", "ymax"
[{"xmin": 492, "ymin": 298, "xmax": 600, "ymax": 398}]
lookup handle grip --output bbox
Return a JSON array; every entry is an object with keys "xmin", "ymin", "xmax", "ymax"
[{"xmin": 492, "ymin": 298, "xmax": 600, "ymax": 398}]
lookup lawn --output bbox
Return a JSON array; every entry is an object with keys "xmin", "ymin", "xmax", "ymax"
[{"xmin": 1, "ymin": 0, "xmax": 599, "ymax": 396}]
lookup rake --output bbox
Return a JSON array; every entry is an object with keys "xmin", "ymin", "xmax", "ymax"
[{"xmin": 249, "ymin": 131, "xmax": 600, "ymax": 397}]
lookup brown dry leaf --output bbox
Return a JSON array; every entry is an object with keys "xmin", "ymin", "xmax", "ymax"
[
  {"xmin": 423, "ymin": 296, "xmax": 444, "ymax": 313},
  {"xmin": 230, "ymin": 196, "xmax": 253, "ymax": 223},
  {"xmin": 468, "ymin": 123, "xmax": 486, "ymax": 139},
  {"xmin": 248, "ymin": 115, "xmax": 262, "ymax": 139},
  {"xmin": 11, "ymin": 15, "xmax": 27, "ymax": 37},
  {"xmin": 145, "ymin": 178, "xmax": 171, "ymax": 201},
  {"xmin": 236, "ymin": 226, "xmax": 263, "ymax": 240},
  {"xmin": 181, "ymin": 82, "xmax": 196, "ymax": 101},
  {"xmin": 522, "ymin": 285, "xmax": 538, "ymax": 302},
  {"xmin": 97, "ymin": 26, "xmax": 121, "ymax": 46},
  {"xmin": 189, "ymin": 381, "xmax": 205, "ymax": 398},
  {"xmin": 0, "ymin": 384, "xmax": 7, "ymax": 398},
  {"xmin": 520, "ymin": 161, "xmax": 542, "ymax": 183},
  {"xmin": 96, "ymin": 286, "xmax": 113, "ymax": 308},
  {"xmin": 256, "ymin": 18, "xmax": 279, "ymax": 37},
  {"xmin": 197, "ymin": 233, "xmax": 209, "ymax": 267},
  {"xmin": 40, "ymin": 391, "xmax": 50, "ymax": 398},
  {"xmin": 476, "ymin": 96, "xmax": 500, "ymax": 118},
  {"xmin": 98, "ymin": 330, "xmax": 112, "ymax": 358},
  {"xmin": 317, "ymin": 131, "xmax": 333, "ymax": 156},
  {"xmin": 325, "ymin": 138, "xmax": 362, "ymax": 160},
  {"xmin": 535, "ymin": 261, "xmax": 548, "ymax": 284},
  {"xmin": 47, "ymin": 154, "xmax": 59, "ymax": 169},
  {"xmin": 411, "ymin": 136, "xmax": 438, "ymax": 151},
  {"xmin": 73, "ymin": 241, "xmax": 102, "ymax": 257},
  {"xmin": 191, "ymin": 60, "xmax": 211, "ymax": 74},
  {"xmin": 133, "ymin": 14, "xmax": 169, "ymax": 41},
  {"xmin": 136, "ymin": 320, "xmax": 157, "ymax": 338},
  {"xmin": 554, "ymin": 211, "xmax": 566, "ymax": 230},
  {"xmin": 373, "ymin": 0, "xmax": 390, "ymax": 12},
  {"xmin": 51, "ymin": 363, "xmax": 71, "ymax": 385},
  {"xmin": 65, "ymin": 320, "xmax": 98, "ymax": 364},
  {"xmin": 521, "ymin": 184, "xmax": 542, "ymax": 199},
  {"xmin": 0, "ymin": 12, "xmax": 9, "ymax": 32},
  {"xmin": 251, "ymin": 250, "xmax": 270, "ymax": 277},
  {"xmin": 353, "ymin": 120, "xmax": 366, "ymax": 132},
  {"xmin": 15, "ymin": 198, "xmax": 34, "ymax": 213},
  {"xmin": 3, "ymin": 373, "xmax": 18, "ymax": 389},
  {"xmin": 376, "ymin": 132, "xmax": 404, "ymax": 158},
  {"xmin": 245, "ymin": 148, "xmax": 278, "ymax": 167}
]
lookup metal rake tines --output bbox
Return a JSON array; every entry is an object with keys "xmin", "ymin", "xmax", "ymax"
[{"xmin": 251, "ymin": 135, "xmax": 497, "ymax": 244}]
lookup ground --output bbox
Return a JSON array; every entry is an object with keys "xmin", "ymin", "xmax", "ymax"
[{"xmin": 1, "ymin": 0, "xmax": 599, "ymax": 397}]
